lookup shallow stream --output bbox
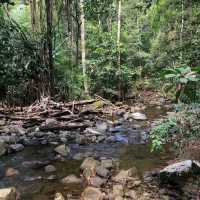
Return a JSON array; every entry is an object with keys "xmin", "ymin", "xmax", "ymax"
[{"xmin": 0, "ymin": 105, "xmax": 172, "ymax": 200}]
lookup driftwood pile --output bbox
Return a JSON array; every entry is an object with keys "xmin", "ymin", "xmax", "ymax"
[{"xmin": 0, "ymin": 96, "xmax": 119, "ymax": 132}]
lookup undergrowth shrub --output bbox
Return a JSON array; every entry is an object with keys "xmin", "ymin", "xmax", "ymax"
[{"xmin": 150, "ymin": 104, "xmax": 200, "ymax": 153}]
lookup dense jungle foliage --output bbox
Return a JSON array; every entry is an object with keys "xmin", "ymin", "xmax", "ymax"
[{"xmin": 1, "ymin": 0, "xmax": 200, "ymax": 153}]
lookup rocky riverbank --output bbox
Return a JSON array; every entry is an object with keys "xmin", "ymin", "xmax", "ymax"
[{"xmin": 1, "ymin": 95, "xmax": 198, "ymax": 200}]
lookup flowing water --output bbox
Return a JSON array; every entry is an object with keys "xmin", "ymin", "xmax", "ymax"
[{"xmin": 0, "ymin": 105, "xmax": 173, "ymax": 200}]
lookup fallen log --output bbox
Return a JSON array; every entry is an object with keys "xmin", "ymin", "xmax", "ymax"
[{"xmin": 39, "ymin": 122, "xmax": 89, "ymax": 131}]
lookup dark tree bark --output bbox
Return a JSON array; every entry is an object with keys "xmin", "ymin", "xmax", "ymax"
[{"xmin": 45, "ymin": 0, "xmax": 54, "ymax": 95}]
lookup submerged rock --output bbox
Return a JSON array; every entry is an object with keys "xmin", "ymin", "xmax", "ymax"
[
  {"xmin": 5, "ymin": 168, "xmax": 19, "ymax": 177},
  {"xmin": 54, "ymin": 192, "xmax": 65, "ymax": 200},
  {"xmin": 44, "ymin": 165, "xmax": 56, "ymax": 173},
  {"xmin": 81, "ymin": 187, "xmax": 103, "ymax": 200},
  {"xmin": 159, "ymin": 160, "xmax": 200, "ymax": 183},
  {"xmin": 80, "ymin": 157, "xmax": 100, "ymax": 171},
  {"xmin": 112, "ymin": 167, "xmax": 138, "ymax": 183},
  {"xmin": 54, "ymin": 144, "xmax": 70, "ymax": 157},
  {"xmin": 61, "ymin": 175, "xmax": 82, "ymax": 184},
  {"xmin": 9, "ymin": 144, "xmax": 24, "ymax": 153},
  {"xmin": 0, "ymin": 187, "xmax": 19, "ymax": 200}
]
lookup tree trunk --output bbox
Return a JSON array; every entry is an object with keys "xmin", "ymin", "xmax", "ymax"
[
  {"xmin": 117, "ymin": 0, "xmax": 122, "ymax": 99},
  {"xmin": 180, "ymin": 0, "xmax": 184, "ymax": 62},
  {"xmin": 45, "ymin": 0, "xmax": 54, "ymax": 95},
  {"xmin": 30, "ymin": 0, "xmax": 37, "ymax": 32},
  {"xmin": 80, "ymin": 0, "xmax": 89, "ymax": 97}
]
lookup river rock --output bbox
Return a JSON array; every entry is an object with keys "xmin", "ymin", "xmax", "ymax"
[
  {"xmin": 89, "ymin": 176, "xmax": 106, "ymax": 188},
  {"xmin": 101, "ymin": 159, "xmax": 114, "ymax": 169},
  {"xmin": 61, "ymin": 175, "xmax": 82, "ymax": 184},
  {"xmin": 76, "ymin": 134, "xmax": 88, "ymax": 145},
  {"xmin": 0, "ymin": 136, "xmax": 16, "ymax": 144},
  {"xmin": 54, "ymin": 144, "xmax": 70, "ymax": 157},
  {"xmin": 5, "ymin": 168, "xmax": 19, "ymax": 177},
  {"xmin": 45, "ymin": 118, "xmax": 59, "ymax": 127},
  {"xmin": 8, "ymin": 125, "xmax": 25, "ymax": 135},
  {"xmin": 45, "ymin": 165, "xmax": 56, "ymax": 173},
  {"xmin": 80, "ymin": 158, "xmax": 100, "ymax": 171},
  {"xmin": 159, "ymin": 160, "xmax": 200, "ymax": 183},
  {"xmin": 130, "ymin": 112, "xmax": 147, "ymax": 120},
  {"xmin": 125, "ymin": 190, "xmax": 138, "ymax": 199},
  {"xmin": 112, "ymin": 167, "xmax": 138, "ymax": 183},
  {"xmin": 9, "ymin": 144, "xmax": 24, "ymax": 153},
  {"xmin": 54, "ymin": 193, "xmax": 65, "ymax": 200},
  {"xmin": 22, "ymin": 160, "xmax": 50, "ymax": 169},
  {"xmin": 0, "ymin": 140, "xmax": 6, "ymax": 156},
  {"xmin": 96, "ymin": 122, "xmax": 108, "ymax": 132},
  {"xmin": 84, "ymin": 128, "xmax": 102, "ymax": 136},
  {"xmin": 0, "ymin": 119, "xmax": 6, "ymax": 126},
  {"xmin": 96, "ymin": 166, "xmax": 109, "ymax": 178},
  {"xmin": 113, "ymin": 184, "xmax": 124, "ymax": 197},
  {"xmin": 0, "ymin": 187, "xmax": 18, "ymax": 200},
  {"xmin": 81, "ymin": 187, "xmax": 103, "ymax": 200}
]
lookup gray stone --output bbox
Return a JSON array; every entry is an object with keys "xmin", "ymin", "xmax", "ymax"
[
  {"xmin": 96, "ymin": 166, "xmax": 110, "ymax": 178},
  {"xmin": 96, "ymin": 122, "xmax": 108, "ymax": 132},
  {"xmin": 45, "ymin": 165, "xmax": 56, "ymax": 173},
  {"xmin": 159, "ymin": 160, "xmax": 200, "ymax": 183},
  {"xmin": 101, "ymin": 159, "xmax": 114, "ymax": 169},
  {"xmin": 112, "ymin": 167, "xmax": 138, "ymax": 183},
  {"xmin": 9, "ymin": 144, "xmax": 24, "ymax": 153},
  {"xmin": 89, "ymin": 176, "xmax": 106, "ymax": 188},
  {"xmin": 45, "ymin": 118, "xmax": 59, "ymax": 127},
  {"xmin": 61, "ymin": 175, "xmax": 82, "ymax": 184},
  {"xmin": 54, "ymin": 144, "xmax": 70, "ymax": 157},
  {"xmin": 130, "ymin": 112, "xmax": 147, "ymax": 120},
  {"xmin": 80, "ymin": 158, "xmax": 100, "ymax": 171},
  {"xmin": 76, "ymin": 135, "xmax": 88, "ymax": 145}
]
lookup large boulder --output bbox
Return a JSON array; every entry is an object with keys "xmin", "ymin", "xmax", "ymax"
[
  {"xmin": 159, "ymin": 160, "xmax": 200, "ymax": 184},
  {"xmin": 0, "ymin": 140, "xmax": 6, "ymax": 156},
  {"xmin": 0, "ymin": 187, "xmax": 19, "ymax": 200},
  {"xmin": 54, "ymin": 144, "xmax": 70, "ymax": 157},
  {"xmin": 81, "ymin": 187, "xmax": 103, "ymax": 200}
]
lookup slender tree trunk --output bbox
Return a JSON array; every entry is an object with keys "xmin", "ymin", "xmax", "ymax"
[
  {"xmin": 80, "ymin": 0, "xmax": 89, "ymax": 97},
  {"xmin": 180, "ymin": 0, "xmax": 184, "ymax": 62},
  {"xmin": 30, "ymin": 0, "xmax": 37, "ymax": 32},
  {"xmin": 117, "ymin": 0, "xmax": 122, "ymax": 99},
  {"xmin": 45, "ymin": 0, "xmax": 54, "ymax": 95}
]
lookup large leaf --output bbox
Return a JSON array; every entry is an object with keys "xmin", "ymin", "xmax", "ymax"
[
  {"xmin": 179, "ymin": 78, "xmax": 188, "ymax": 84},
  {"xmin": 164, "ymin": 74, "xmax": 177, "ymax": 79},
  {"xmin": 175, "ymin": 66, "xmax": 191, "ymax": 75}
]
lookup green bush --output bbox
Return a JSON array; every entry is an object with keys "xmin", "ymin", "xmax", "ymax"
[{"xmin": 150, "ymin": 104, "xmax": 200, "ymax": 153}]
